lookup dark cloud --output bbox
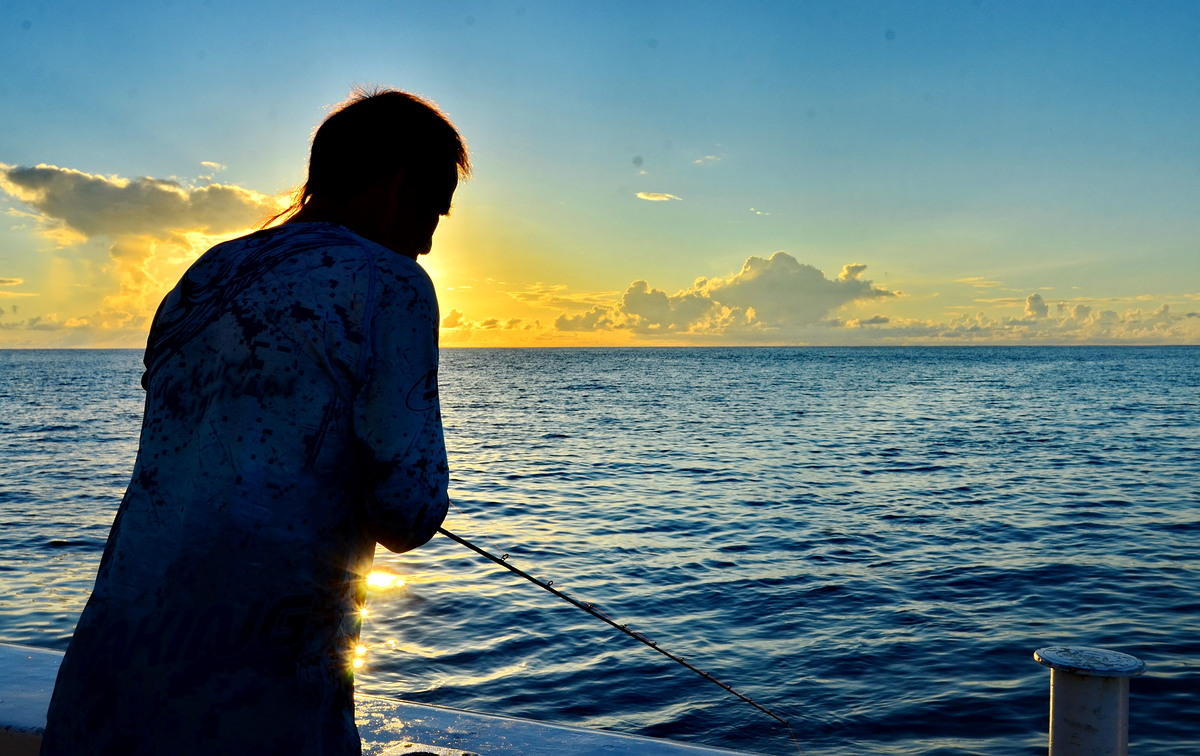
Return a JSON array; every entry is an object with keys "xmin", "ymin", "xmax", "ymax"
[
  {"xmin": 1024, "ymin": 293, "xmax": 1049, "ymax": 319},
  {"xmin": 849, "ymin": 315, "xmax": 891, "ymax": 326}
]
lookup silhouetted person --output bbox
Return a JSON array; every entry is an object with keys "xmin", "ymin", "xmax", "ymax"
[{"xmin": 42, "ymin": 88, "xmax": 468, "ymax": 756}]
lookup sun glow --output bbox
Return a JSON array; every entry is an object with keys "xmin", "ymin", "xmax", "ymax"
[
  {"xmin": 366, "ymin": 570, "xmax": 406, "ymax": 589},
  {"xmin": 349, "ymin": 640, "xmax": 370, "ymax": 671}
]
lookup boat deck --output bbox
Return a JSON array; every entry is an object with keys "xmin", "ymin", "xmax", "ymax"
[{"xmin": 0, "ymin": 642, "xmax": 759, "ymax": 755}]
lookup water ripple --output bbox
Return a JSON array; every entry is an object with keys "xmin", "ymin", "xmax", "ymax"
[{"xmin": 1, "ymin": 347, "xmax": 1197, "ymax": 755}]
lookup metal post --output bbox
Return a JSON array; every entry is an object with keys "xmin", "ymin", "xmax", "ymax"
[{"xmin": 1033, "ymin": 646, "xmax": 1145, "ymax": 756}]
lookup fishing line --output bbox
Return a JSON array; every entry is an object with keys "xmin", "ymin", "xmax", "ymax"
[{"xmin": 437, "ymin": 526, "xmax": 803, "ymax": 752}]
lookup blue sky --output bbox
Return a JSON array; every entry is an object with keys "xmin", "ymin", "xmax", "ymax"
[{"xmin": 2, "ymin": 0, "xmax": 1198, "ymax": 346}]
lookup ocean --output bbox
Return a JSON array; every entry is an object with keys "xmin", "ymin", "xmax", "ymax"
[{"xmin": 1, "ymin": 346, "xmax": 1196, "ymax": 755}]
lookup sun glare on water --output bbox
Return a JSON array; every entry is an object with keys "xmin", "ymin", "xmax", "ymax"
[
  {"xmin": 353, "ymin": 571, "xmax": 406, "ymax": 670},
  {"xmin": 366, "ymin": 570, "xmax": 406, "ymax": 589}
]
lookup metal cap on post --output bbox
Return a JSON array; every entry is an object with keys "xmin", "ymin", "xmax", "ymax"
[{"xmin": 1033, "ymin": 646, "xmax": 1145, "ymax": 756}]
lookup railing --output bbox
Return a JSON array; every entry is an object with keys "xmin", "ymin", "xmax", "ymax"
[{"xmin": 1, "ymin": 642, "xmax": 1149, "ymax": 755}]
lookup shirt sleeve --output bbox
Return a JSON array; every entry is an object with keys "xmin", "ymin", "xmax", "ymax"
[{"xmin": 351, "ymin": 258, "xmax": 449, "ymax": 553}]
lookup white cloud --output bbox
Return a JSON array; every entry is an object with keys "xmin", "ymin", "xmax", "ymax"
[
  {"xmin": 839, "ymin": 263, "xmax": 869, "ymax": 281},
  {"xmin": 546, "ymin": 254, "xmax": 1199, "ymax": 344},
  {"xmin": 556, "ymin": 251, "xmax": 896, "ymax": 335},
  {"xmin": 636, "ymin": 192, "xmax": 681, "ymax": 202}
]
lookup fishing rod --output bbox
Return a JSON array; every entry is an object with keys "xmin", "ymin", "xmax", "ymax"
[{"xmin": 437, "ymin": 526, "xmax": 798, "ymax": 739}]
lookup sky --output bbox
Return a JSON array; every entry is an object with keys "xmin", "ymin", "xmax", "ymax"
[{"xmin": 1, "ymin": 0, "xmax": 1198, "ymax": 347}]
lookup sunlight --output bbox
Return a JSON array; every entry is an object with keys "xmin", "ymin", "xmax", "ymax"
[
  {"xmin": 366, "ymin": 570, "xmax": 406, "ymax": 589},
  {"xmin": 348, "ymin": 639, "xmax": 370, "ymax": 671}
]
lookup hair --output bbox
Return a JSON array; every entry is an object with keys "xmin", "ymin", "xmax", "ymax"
[{"xmin": 267, "ymin": 87, "xmax": 470, "ymax": 225}]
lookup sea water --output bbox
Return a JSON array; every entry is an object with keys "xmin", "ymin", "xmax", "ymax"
[{"xmin": 1, "ymin": 347, "xmax": 1196, "ymax": 755}]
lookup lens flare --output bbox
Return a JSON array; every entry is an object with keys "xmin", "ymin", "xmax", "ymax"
[{"xmin": 366, "ymin": 570, "xmax": 406, "ymax": 589}]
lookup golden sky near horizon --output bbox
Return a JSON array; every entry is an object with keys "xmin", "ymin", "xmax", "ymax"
[{"xmin": 2, "ymin": 160, "xmax": 1196, "ymax": 348}]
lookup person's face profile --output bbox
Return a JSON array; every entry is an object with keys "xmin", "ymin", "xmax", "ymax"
[{"xmin": 390, "ymin": 166, "xmax": 458, "ymax": 258}]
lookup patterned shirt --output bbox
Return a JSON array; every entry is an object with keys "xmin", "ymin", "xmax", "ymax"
[{"xmin": 42, "ymin": 222, "xmax": 449, "ymax": 755}]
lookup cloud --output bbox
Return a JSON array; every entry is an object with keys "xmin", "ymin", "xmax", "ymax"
[
  {"xmin": 508, "ymin": 283, "xmax": 617, "ymax": 311},
  {"xmin": 199, "ymin": 161, "xmax": 227, "ymax": 172},
  {"xmin": 636, "ymin": 192, "xmax": 681, "ymax": 202},
  {"xmin": 692, "ymin": 155, "xmax": 722, "ymax": 165},
  {"xmin": 1060, "ymin": 303, "xmax": 1091, "ymax": 320},
  {"xmin": 556, "ymin": 251, "xmax": 896, "ymax": 335},
  {"xmin": 0, "ymin": 163, "xmax": 277, "ymax": 238},
  {"xmin": 0, "ymin": 162, "xmax": 282, "ymax": 332},
  {"xmin": 454, "ymin": 261, "xmax": 1198, "ymax": 345},
  {"xmin": 441, "ymin": 309, "xmax": 466, "ymax": 329},
  {"xmin": 1024, "ymin": 293, "xmax": 1049, "ymax": 319},
  {"xmin": 0, "ymin": 277, "xmax": 37, "ymax": 298},
  {"xmin": 839, "ymin": 263, "xmax": 869, "ymax": 281},
  {"xmin": 957, "ymin": 276, "xmax": 1002, "ymax": 289},
  {"xmin": 970, "ymin": 296, "xmax": 1026, "ymax": 305},
  {"xmin": 848, "ymin": 315, "xmax": 891, "ymax": 327},
  {"xmin": 555, "ymin": 304, "xmax": 625, "ymax": 332},
  {"xmin": 0, "ymin": 276, "xmax": 33, "ymax": 298},
  {"xmin": 850, "ymin": 298, "xmax": 1200, "ymax": 344},
  {"xmin": 542, "ymin": 256, "xmax": 1198, "ymax": 345},
  {"xmin": 441, "ymin": 308, "xmax": 542, "ymax": 337},
  {"xmin": 0, "ymin": 312, "xmax": 86, "ymax": 333}
]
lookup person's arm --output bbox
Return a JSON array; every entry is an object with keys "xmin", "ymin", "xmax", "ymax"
[{"xmin": 352, "ymin": 261, "xmax": 449, "ymax": 553}]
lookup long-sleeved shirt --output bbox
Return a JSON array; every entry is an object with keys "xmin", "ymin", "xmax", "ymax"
[{"xmin": 42, "ymin": 222, "xmax": 449, "ymax": 756}]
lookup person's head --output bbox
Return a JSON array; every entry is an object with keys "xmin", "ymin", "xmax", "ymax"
[{"xmin": 278, "ymin": 87, "xmax": 470, "ymax": 257}]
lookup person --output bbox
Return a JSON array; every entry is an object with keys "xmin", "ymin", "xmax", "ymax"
[{"xmin": 41, "ymin": 88, "xmax": 468, "ymax": 756}]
